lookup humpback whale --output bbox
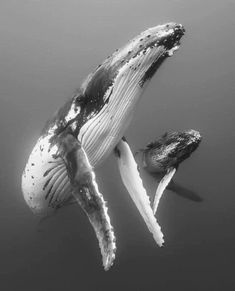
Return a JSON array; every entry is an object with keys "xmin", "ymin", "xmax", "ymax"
[
  {"xmin": 21, "ymin": 23, "xmax": 185, "ymax": 270},
  {"xmin": 137, "ymin": 129, "xmax": 202, "ymax": 214}
]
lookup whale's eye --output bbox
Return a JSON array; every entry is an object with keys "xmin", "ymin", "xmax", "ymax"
[{"xmin": 74, "ymin": 92, "xmax": 86, "ymax": 107}]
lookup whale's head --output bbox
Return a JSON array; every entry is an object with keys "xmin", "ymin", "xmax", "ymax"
[
  {"xmin": 107, "ymin": 22, "xmax": 185, "ymax": 87},
  {"xmin": 81, "ymin": 23, "xmax": 185, "ymax": 95},
  {"xmin": 141, "ymin": 129, "xmax": 201, "ymax": 174},
  {"xmin": 184, "ymin": 129, "xmax": 202, "ymax": 147},
  {"xmin": 77, "ymin": 23, "xmax": 185, "ymax": 166}
]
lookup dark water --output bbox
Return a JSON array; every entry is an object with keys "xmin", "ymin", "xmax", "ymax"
[{"xmin": 1, "ymin": 0, "xmax": 235, "ymax": 290}]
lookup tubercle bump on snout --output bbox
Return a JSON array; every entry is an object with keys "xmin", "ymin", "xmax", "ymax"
[
  {"xmin": 159, "ymin": 24, "xmax": 185, "ymax": 51},
  {"xmin": 137, "ymin": 23, "xmax": 185, "ymax": 60},
  {"xmin": 110, "ymin": 23, "xmax": 185, "ymax": 67}
]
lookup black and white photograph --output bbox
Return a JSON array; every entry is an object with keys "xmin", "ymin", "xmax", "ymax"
[{"xmin": 0, "ymin": 0, "xmax": 234, "ymax": 290}]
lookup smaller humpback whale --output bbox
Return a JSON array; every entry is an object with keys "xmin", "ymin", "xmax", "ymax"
[{"xmin": 136, "ymin": 130, "xmax": 202, "ymax": 215}]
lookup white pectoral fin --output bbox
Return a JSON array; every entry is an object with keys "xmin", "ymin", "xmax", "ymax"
[
  {"xmin": 60, "ymin": 133, "xmax": 116, "ymax": 271},
  {"xmin": 153, "ymin": 167, "xmax": 176, "ymax": 215},
  {"xmin": 115, "ymin": 138, "xmax": 164, "ymax": 247}
]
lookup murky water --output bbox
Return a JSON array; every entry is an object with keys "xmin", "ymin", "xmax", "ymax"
[{"xmin": 0, "ymin": 0, "xmax": 235, "ymax": 290}]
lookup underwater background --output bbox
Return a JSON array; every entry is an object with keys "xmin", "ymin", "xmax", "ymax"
[{"xmin": 0, "ymin": 0, "xmax": 235, "ymax": 290}]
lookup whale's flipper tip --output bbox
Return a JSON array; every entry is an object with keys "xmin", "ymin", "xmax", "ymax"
[{"xmin": 153, "ymin": 167, "xmax": 177, "ymax": 215}]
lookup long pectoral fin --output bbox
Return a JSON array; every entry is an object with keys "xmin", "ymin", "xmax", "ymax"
[
  {"xmin": 115, "ymin": 138, "xmax": 164, "ymax": 247},
  {"xmin": 60, "ymin": 134, "xmax": 116, "ymax": 271},
  {"xmin": 153, "ymin": 167, "xmax": 176, "ymax": 215}
]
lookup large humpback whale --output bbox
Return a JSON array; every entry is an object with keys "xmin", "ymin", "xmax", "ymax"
[{"xmin": 21, "ymin": 23, "xmax": 185, "ymax": 270}]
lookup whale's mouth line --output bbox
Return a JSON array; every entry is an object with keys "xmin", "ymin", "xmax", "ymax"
[{"xmin": 139, "ymin": 53, "xmax": 166, "ymax": 87}]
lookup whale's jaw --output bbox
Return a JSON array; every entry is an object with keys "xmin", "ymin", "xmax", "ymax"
[{"xmin": 79, "ymin": 23, "xmax": 185, "ymax": 167}]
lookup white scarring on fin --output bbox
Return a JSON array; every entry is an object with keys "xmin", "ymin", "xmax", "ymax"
[
  {"xmin": 115, "ymin": 139, "xmax": 164, "ymax": 247},
  {"xmin": 22, "ymin": 133, "xmax": 116, "ymax": 271},
  {"xmin": 71, "ymin": 144, "xmax": 116, "ymax": 271},
  {"xmin": 153, "ymin": 167, "xmax": 176, "ymax": 215}
]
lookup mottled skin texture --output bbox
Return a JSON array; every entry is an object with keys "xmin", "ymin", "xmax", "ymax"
[
  {"xmin": 139, "ymin": 130, "xmax": 203, "ymax": 202},
  {"xmin": 142, "ymin": 130, "xmax": 202, "ymax": 173}
]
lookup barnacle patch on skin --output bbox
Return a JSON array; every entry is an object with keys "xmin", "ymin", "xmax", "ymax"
[{"xmin": 141, "ymin": 130, "xmax": 202, "ymax": 172}]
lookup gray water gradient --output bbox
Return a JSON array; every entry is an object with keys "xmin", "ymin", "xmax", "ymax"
[{"xmin": 0, "ymin": 0, "xmax": 235, "ymax": 290}]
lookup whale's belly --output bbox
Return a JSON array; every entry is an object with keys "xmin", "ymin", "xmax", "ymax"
[{"xmin": 21, "ymin": 135, "xmax": 71, "ymax": 213}]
